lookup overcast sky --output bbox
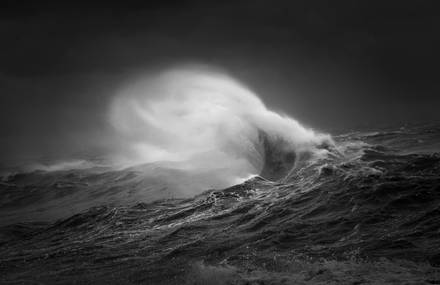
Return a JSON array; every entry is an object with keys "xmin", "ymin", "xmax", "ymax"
[{"xmin": 1, "ymin": 0, "xmax": 439, "ymax": 163}]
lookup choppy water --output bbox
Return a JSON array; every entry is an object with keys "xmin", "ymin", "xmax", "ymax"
[{"xmin": 1, "ymin": 124, "xmax": 440, "ymax": 284}]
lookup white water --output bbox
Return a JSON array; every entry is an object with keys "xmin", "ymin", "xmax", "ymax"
[{"xmin": 109, "ymin": 65, "xmax": 331, "ymax": 188}]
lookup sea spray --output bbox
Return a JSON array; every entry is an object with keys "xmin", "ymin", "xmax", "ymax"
[{"xmin": 109, "ymin": 65, "xmax": 332, "ymax": 188}]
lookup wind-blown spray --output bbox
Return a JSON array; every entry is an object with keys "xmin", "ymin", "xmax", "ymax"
[{"xmin": 109, "ymin": 66, "xmax": 331, "ymax": 189}]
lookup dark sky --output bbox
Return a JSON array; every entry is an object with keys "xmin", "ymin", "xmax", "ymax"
[{"xmin": 1, "ymin": 1, "xmax": 439, "ymax": 163}]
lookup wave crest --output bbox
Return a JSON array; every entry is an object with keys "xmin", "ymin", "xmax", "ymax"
[{"xmin": 109, "ymin": 65, "xmax": 331, "ymax": 189}]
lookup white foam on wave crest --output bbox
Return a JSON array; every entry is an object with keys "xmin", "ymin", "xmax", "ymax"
[{"xmin": 109, "ymin": 65, "xmax": 331, "ymax": 189}]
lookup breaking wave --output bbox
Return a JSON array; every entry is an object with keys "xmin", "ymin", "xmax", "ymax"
[{"xmin": 109, "ymin": 66, "xmax": 332, "ymax": 189}]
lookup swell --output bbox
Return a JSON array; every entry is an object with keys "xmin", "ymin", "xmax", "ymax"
[{"xmin": 1, "ymin": 132, "xmax": 440, "ymax": 283}]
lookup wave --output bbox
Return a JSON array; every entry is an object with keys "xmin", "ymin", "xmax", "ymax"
[{"xmin": 109, "ymin": 65, "xmax": 332, "ymax": 191}]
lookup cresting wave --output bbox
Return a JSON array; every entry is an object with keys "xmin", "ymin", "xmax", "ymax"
[{"xmin": 109, "ymin": 66, "xmax": 332, "ymax": 189}]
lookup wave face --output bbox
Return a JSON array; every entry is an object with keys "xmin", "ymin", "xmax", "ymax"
[{"xmin": 109, "ymin": 66, "xmax": 331, "ymax": 190}]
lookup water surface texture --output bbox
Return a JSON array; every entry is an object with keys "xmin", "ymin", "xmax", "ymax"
[{"xmin": 1, "ymin": 124, "xmax": 440, "ymax": 284}]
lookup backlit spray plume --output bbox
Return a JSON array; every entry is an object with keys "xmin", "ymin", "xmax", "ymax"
[{"xmin": 109, "ymin": 66, "xmax": 331, "ymax": 189}]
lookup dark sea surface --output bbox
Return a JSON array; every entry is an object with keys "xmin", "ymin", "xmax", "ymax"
[{"xmin": 1, "ymin": 124, "xmax": 440, "ymax": 284}]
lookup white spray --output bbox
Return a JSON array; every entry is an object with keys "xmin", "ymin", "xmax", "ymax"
[{"xmin": 109, "ymin": 65, "xmax": 331, "ymax": 190}]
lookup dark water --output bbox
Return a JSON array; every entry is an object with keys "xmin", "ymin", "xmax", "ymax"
[{"xmin": 1, "ymin": 124, "xmax": 440, "ymax": 284}]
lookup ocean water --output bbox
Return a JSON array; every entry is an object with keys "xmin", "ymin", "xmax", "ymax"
[{"xmin": 1, "ymin": 123, "xmax": 440, "ymax": 284}]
